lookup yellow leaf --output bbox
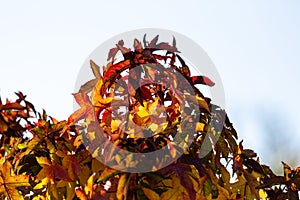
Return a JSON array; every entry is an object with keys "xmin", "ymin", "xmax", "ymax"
[
  {"xmin": 36, "ymin": 157, "xmax": 51, "ymax": 166},
  {"xmin": 142, "ymin": 187, "xmax": 160, "ymax": 200},
  {"xmin": 259, "ymin": 189, "xmax": 267, "ymax": 199},
  {"xmin": 32, "ymin": 195, "xmax": 46, "ymax": 200},
  {"xmin": 85, "ymin": 173, "xmax": 95, "ymax": 198},
  {"xmin": 33, "ymin": 177, "xmax": 48, "ymax": 190},
  {"xmin": 0, "ymin": 160, "xmax": 30, "ymax": 200},
  {"xmin": 196, "ymin": 122, "xmax": 205, "ymax": 132},
  {"xmin": 91, "ymin": 79, "xmax": 113, "ymax": 107},
  {"xmin": 160, "ymin": 175, "xmax": 188, "ymax": 200},
  {"xmin": 117, "ymin": 173, "xmax": 128, "ymax": 200},
  {"xmin": 111, "ymin": 119, "xmax": 121, "ymax": 133},
  {"xmin": 98, "ymin": 168, "xmax": 118, "ymax": 183},
  {"xmin": 216, "ymin": 185, "xmax": 230, "ymax": 200},
  {"xmin": 57, "ymin": 180, "xmax": 76, "ymax": 200}
]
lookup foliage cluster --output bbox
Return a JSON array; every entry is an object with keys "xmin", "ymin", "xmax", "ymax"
[{"xmin": 0, "ymin": 35, "xmax": 300, "ymax": 199}]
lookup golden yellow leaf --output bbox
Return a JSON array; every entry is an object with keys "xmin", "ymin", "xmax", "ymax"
[
  {"xmin": 142, "ymin": 187, "xmax": 160, "ymax": 200},
  {"xmin": 0, "ymin": 160, "xmax": 30, "ymax": 200},
  {"xmin": 85, "ymin": 173, "xmax": 95, "ymax": 198},
  {"xmin": 117, "ymin": 173, "xmax": 128, "ymax": 200}
]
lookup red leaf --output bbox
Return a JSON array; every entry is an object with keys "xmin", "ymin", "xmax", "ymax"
[
  {"xmin": 102, "ymin": 59, "xmax": 131, "ymax": 83},
  {"xmin": 148, "ymin": 35, "xmax": 159, "ymax": 48},
  {"xmin": 107, "ymin": 40, "xmax": 124, "ymax": 61},
  {"xmin": 175, "ymin": 163, "xmax": 196, "ymax": 200},
  {"xmin": 140, "ymin": 86, "xmax": 154, "ymax": 101},
  {"xmin": 191, "ymin": 76, "xmax": 215, "ymax": 87},
  {"xmin": 2, "ymin": 102, "xmax": 25, "ymax": 110}
]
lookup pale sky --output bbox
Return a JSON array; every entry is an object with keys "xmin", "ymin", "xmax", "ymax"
[{"xmin": 1, "ymin": 0, "xmax": 299, "ymax": 173}]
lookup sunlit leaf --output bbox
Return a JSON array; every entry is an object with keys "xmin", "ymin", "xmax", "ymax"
[
  {"xmin": 0, "ymin": 160, "xmax": 30, "ymax": 200},
  {"xmin": 142, "ymin": 187, "xmax": 160, "ymax": 200}
]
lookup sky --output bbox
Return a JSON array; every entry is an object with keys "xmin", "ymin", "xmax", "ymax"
[{"xmin": 0, "ymin": 0, "xmax": 299, "ymax": 174}]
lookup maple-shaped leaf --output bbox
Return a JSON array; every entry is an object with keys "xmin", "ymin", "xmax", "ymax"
[
  {"xmin": 159, "ymin": 174, "xmax": 191, "ymax": 200},
  {"xmin": 0, "ymin": 160, "xmax": 30, "ymax": 200},
  {"xmin": 34, "ymin": 157, "xmax": 71, "ymax": 190},
  {"xmin": 75, "ymin": 173, "xmax": 111, "ymax": 200},
  {"xmin": 62, "ymin": 155, "xmax": 81, "ymax": 181},
  {"xmin": 67, "ymin": 93, "xmax": 95, "ymax": 126}
]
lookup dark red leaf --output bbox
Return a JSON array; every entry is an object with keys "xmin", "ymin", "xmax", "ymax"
[
  {"xmin": 191, "ymin": 76, "xmax": 215, "ymax": 87},
  {"xmin": 175, "ymin": 163, "xmax": 196, "ymax": 200}
]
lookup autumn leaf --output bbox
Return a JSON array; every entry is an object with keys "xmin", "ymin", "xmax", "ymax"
[
  {"xmin": 67, "ymin": 93, "xmax": 95, "ymax": 125},
  {"xmin": 98, "ymin": 168, "xmax": 120, "ymax": 184},
  {"xmin": 116, "ymin": 173, "xmax": 129, "ymax": 200},
  {"xmin": 167, "ymin": 162, "xmax": 197, "ymax": 200},
  {"xmin": 148, "ymin": 35, "xmax": 159, "ymax": 48},
  {"xmin": 133, "ymin": 38, "xmax": 143, "ymax": 51},
  {"xmin": 62, "ymin": 155, "xmax": 81, "ymax": 181},
  {"xmin": 107, "ymin": 40, "xmax": 124, "ymax": 61},
  {"xmin": 191, "ymin": 76, "xmax": 215, "ymax": 87},
  {"xmin": 75, "ymin": 173, "xmax": 110, "ymax": 200},
  {"xmin": 0, "ymin": 160, "xmax": 30, "ymax": 200},
  {"xmin": 142, "ymin": 187, "xmax": 160, "ymax": 200},
  {"xmin": 90, "ymin": 60, "xmax": 102, "ymax": 79},
  {"xmin": 79, "ymin": 78, "xmax": 98, "ymax": 94},
  {"xmin": 102, "ymin": 59, "xmax": 131, "ymax": 83},
  {"xmin": 34, "ymin": 157, "xmax": 71, "ymax": 189},
  {"xmin": 57, "ymin": 180, "xmax": 76, "ymax": 200}
]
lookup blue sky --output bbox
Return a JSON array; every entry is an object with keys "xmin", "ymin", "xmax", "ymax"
[{"xmin": 1, "ymin": 0, "xmax": 299, "ymax": 173}]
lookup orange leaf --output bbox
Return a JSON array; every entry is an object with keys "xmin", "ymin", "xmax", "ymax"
[
  {"xmin": 75, "ymin": 188, "xmax": 88, "ymax": 200},
  {"xmin": 67, "ymin": 93, "xmax": 94, "ymax": 124}
]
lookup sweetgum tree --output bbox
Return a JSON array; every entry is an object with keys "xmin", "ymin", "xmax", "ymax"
[{"xmin": 0, "ymin": 35, "xmax": 299, "ymax": 200}]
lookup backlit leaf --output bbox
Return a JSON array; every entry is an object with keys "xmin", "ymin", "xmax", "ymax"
[{"xmin": 0, "ymin": 160, "xmax": 30, "ymax": 200}]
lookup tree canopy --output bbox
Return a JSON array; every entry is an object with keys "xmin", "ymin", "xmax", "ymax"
[{"xmin": 0, "ymin": 35, "xmax": 299, "ymax": 200}]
